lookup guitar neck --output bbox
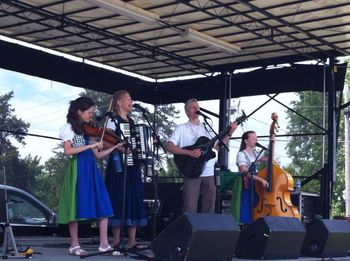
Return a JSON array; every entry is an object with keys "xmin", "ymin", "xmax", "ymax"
[
  {"xmin": 206, "ymin": 113, "xmax": 246, "ymax": 148},
  {"xmin": 207, "ymin": 125, "xmax": 231, "ymax": 148}
]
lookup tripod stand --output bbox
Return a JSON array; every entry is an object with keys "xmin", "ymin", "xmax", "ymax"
[{"xmin": 1, "ymin": 166, "xmax": 26, "ymax": 259}]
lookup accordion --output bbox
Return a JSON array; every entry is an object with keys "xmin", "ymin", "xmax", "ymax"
[{"xmin": 120, "ymin": 123, "xmax": 153, "ymax": 166}]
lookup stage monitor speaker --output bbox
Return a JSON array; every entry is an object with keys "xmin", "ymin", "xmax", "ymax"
[
  {"xmin": 235, "ymin": 216, "xmax": 306, "ymax": 260},
  {"xmin": 151, "ymin": 213, "xmax": 240, "ymax": 261},
  {"xmin": 301, "ymin": 219, "xmax": 350, "ymax": 257}
]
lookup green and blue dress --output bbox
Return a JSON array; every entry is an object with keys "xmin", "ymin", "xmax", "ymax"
[{"xmin": 57, "ymin": 123, "xmax": 113, "ymax": 224}]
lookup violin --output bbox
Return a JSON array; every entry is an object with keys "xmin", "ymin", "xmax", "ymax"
[{"xmin": 83, "ymin": 122, "xmax": 122, "ymax": 145}]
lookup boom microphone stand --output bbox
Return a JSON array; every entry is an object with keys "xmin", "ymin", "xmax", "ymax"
[
  {"xmin": 247, "ymin": 149, "xmax": 265, "ymax": 224},
  {"xmin": 201, "ymin": 116, "xmax": 230, "ymax": 214},
  {"xmin": 116, "ymin": 126, "xmax": 152, "ymax": 260},
  {"xmin": 138, "ymin": 107, "xmax": 165, "ymax": 239},
  {"xmin": 81, "ymin": 119, "xmax": 150, "ymax": 260}
]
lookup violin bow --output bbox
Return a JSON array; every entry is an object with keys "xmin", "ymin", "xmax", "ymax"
[{"xmin": 100, "ymin": 97, "xmax": 114, "ymax": 142}]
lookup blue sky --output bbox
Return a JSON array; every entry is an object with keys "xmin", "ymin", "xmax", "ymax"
[
  {"xmin": 0, "ymin": 67, "xmax": 300, "ymax": 170},
  {"xmin": 0, "ymin": 69, "xmax": 82, "ymax": 163}
]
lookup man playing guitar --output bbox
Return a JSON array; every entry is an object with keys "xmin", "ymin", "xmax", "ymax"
[{"xmin": 166, "ymin": 98, "xmax": 237, "ymax": 213}]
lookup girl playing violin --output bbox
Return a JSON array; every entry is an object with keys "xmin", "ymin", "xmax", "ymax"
[{"xmin": 57, "ymin": 96, "xmax": 123, "ymax": 256}]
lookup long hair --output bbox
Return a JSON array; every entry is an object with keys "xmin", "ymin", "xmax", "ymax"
[
  {"xmin": 67, "ymin": 96, "xmax": 95, "ymax": 134},
  {"xmin": 111, "ymin": 90, "xmax": 130, "ymax": 116},
  {"xmin": 239, "ymin": 131, "xmax": 255, "ymax": 151}
]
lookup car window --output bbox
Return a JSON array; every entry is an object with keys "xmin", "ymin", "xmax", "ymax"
[{"xmin": 7, "ymin": 194, "xmax": 48, "ymax": 225}]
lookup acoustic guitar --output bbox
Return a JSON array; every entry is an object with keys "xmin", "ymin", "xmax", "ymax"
[{"xmin": 174, "ymin": 113, "xmax": 247, "ymax": 178}]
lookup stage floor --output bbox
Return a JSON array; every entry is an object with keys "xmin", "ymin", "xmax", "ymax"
[{"xmin": 1, "ymin": 236, "xmax": 349, "ymax": 261}]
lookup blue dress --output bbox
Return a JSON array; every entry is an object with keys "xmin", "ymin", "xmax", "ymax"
[
  {"xmin": 58, "ymin": 123, "xmax": 113, "ymax": 224},
  {"xmin": 239, "ymin": 164, "xmax": 258, "ymax": 225},
  {"xmin": 236, "ymin": 149, "xmax": 262, "ymax": 225},
  {"xmin": 105, "ymin": 116, "xmax": 147, "ymax": 227}
]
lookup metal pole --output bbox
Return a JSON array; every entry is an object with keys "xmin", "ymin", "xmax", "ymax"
[
  {"xmin": 344, "ymin": 85, "xmax": 350, "ymax": 216},
  {"xmin": 324, "ymin": 58, "xmax": 337, "ymax": 219}
]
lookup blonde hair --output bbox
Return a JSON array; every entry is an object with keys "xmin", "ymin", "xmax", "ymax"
[{"xmin": 112, "ymin": 90, "xmax": 130, "ymax": 115}]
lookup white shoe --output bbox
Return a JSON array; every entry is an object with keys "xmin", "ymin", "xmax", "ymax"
[{"xmin": 98, "ymin": 245, "xmax": 122, "ymax": 256}]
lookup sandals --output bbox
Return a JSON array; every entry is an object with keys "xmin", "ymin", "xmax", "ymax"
[
  {"xmin": 98, "ymin": 245, "xmax": 122, "ymax": 256},
  {"xmin": 69, "ymin": 245, "xmax": 88, "ymax": 256}
]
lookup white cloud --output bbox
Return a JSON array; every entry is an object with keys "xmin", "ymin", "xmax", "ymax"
[
  {"xmin": 1, "ymin": 69, "xmax": 82, "ymax": 163},
  {"xmin": 2, "ymin": 68, "xmax": 303, "ymax": 170}
]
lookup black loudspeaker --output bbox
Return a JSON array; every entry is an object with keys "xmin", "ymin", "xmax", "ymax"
[
  {"xmin": 151, "ymin": 213, "xmax": 240, "ymax": 261},
  {"xmin": 301, "ymin": 219, "xmax": 350, "ymax": 257},
  {"xmin": 235, "ymin": 216, "xmax": 306, "ymax": 260}
]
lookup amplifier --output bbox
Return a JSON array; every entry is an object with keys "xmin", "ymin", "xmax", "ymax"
[{"xmin": 291, "ymin": 191, "xmax": 322, "ymax": 223}]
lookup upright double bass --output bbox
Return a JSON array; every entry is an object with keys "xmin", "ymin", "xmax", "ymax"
[{"xmin": 253, "ymin": 113, "xmax": 300, "ymax": 220}]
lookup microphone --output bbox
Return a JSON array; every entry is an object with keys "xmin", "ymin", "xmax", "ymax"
[
  {"xmin": 255, "ymin": 142, "xmax": 268, "ymax": 150},
  {"xmin": 195, "ymin": 111, "xmax": 210, "ymax": 120},
  {"xmin": 133, "ymin": 103, "xmax": 147, "ymax": 113},
  {"xmin": 96, "ymin": 111, "xmax": 113, "ymax": 121}
]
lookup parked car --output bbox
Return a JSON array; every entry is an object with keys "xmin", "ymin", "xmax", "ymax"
[{"xmin": 0, "ymin": 184, "xmax": 57, "ymax": 238}]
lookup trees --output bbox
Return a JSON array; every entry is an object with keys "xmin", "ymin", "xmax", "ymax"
[
  {"xmin": 286, "ymin": 90, "xmax": 345, "ymax": 216},
  {"xmin": 37, "ymin": 147, "xmax": 67, "ymax": 211},
  {"xmin": 0, "ymin": 91, "xmax": 43, "ymax": 194},
  {"xmin": 0, "ymin": 91, "xmax": 29, "ymax": 148}
]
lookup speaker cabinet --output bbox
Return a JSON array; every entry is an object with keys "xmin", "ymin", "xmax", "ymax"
[
  {"xmin": 235, "ymin": 216, "xmax": 306, "ymax": 260},
  {"xmin": 151, "ymin": 213, "xmax": 240, "ymax": 261},
  {"xmin": 302, "ymin": 219, "xmax": 350, "ymax": 257}
]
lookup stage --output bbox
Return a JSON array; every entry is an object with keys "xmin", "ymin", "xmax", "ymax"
[{"xmin": 1, "ymin": 236, "xmax": 348, "ymax": 261}]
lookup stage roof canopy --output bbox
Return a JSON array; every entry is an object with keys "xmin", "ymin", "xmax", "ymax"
[{"xmin": 0, "ymin": 0, "xmax": 349, "ymax": 103}]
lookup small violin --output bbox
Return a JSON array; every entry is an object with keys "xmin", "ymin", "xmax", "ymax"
[{"xmin": 83, "ymin": 122, "xmax": 122, "ymax": 145}]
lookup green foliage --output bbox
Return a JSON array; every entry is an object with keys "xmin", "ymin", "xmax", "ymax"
[
  {"xmin": 345, "ymin": 59, "xmax": 350, "ymax": 86},
  {"xmin": 36, "ymin": 146, "xmax": 67, "ymax": 211},
  {"xmin": 160, "ymin": 157, "xmax": 182, "ymax": 181},
  {"xmin": 286, "ymin": 90, "xmax": 345, "ymax": 216},
  {"xmin": 0, "ymin": 91, "xmax": 30, "ymax": 149},
  {"xmin": 1, "ymin": 145, "xmax": 43, "ymax": 195},
  {"xmin": 0, "ymin": 91, "xmax": 42, "ymax": 195}
]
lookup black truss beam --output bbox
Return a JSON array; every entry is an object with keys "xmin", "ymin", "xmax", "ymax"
[{"xmin": 2, "ymin": 1, "xmax": 210, "ymax": 77}]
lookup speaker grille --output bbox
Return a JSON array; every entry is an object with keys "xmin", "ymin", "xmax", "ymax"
[
  {"xmin": 151, "ymin": 213, "xmax": 240, "ymax": 261},
  {"xmin": 302, "ymin": 219, "xmax": 350, "ymax": 257},
  {"xmin": 235, "ymin": 216, "xmax": 306, "ymax": 260}
]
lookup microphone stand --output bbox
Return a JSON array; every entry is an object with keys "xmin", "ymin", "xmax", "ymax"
[
  {"xmin": 109, "ymin": 117, "xmax": 141, "ymax": 258},
  {"xmin": 1, "ymin": 168, "xmax": 27, "ymax": 259},
  {"xmin": 139, "ymin": 108, "xmax": 165, "ymax": 239},
  {"xmin": 247, "ymin": 149, "xmax": 265, "ymax": 224},
  {"xmin": 82, "ymin": 117, "xmax": 150, "ymax": 260},
  {"xmin": 201, "ymin": 116, "xmax": 230, "ymax": 214},
  {"xmin": 203, "ymin": 117, "xmax": 229, "ymax": 152}
]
